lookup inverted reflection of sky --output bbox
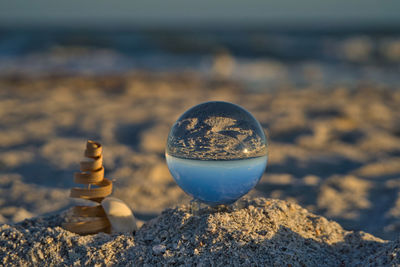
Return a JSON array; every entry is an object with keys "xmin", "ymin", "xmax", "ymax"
[{"xmin": 166, "ymin": 154, "xmax": 267, "ymax": 205}]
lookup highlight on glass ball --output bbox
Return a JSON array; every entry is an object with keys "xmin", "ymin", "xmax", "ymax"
[{"xmin": 166, "ymin": 101, "xmax": 268, "ymax": 205}]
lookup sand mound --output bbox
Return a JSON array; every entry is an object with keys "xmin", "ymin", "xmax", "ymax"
[{"xmin": 1, "ymin": 198, "xmax": 395, "ymax": 266}]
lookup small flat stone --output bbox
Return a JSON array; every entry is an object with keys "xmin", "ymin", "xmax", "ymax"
[{"xmin": 152, "ymin": 244, "xmax": 166, "ymax": 255}]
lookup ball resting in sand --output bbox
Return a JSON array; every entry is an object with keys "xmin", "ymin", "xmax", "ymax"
[{"xmin": 166, "ymin": 101, "xmax": 268, "ymax": 205}]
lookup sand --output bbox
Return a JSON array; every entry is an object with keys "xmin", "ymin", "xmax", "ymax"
[
  {"xmin": 0, "ymin": 198, "xmax": 400, "ymax": 266},
  {"xmin": 0, "ymin": 197, "xmax": 399, "ymax": 266},
  {"xmin": 0, "ymin": 73, "xmax": 399, "ymax": 265}
]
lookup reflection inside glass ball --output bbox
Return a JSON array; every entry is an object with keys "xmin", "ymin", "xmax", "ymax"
[{"xmin": 166, "ymin": 101, "xmax": 268, "ymax": 205}]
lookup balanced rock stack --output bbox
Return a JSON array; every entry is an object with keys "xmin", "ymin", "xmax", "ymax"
[{"xmin": 63, "ymin": 140, "xmax": 113, "ymax": 235}]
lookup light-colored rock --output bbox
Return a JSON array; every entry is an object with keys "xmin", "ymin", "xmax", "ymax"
[
  {"xmin": 152, "ymin": 244, "xmax": 166, "ymax": 255},
  {"xmin": 101, "ymin": 197, "xmax": 137, "ymax": 233}
]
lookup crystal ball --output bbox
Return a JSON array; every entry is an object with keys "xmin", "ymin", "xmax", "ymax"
[{"xmin": 166, "ymin": 101, "xmax": 268, "ymax": 205}]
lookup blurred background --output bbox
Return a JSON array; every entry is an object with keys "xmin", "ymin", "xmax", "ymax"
[
  {"xmin": 1, "ymin": 0, "xmax": 400, "ymax": 84},
  {"xmin": 0, "ymin": 0, "xmax": 400, "ymax": 240}
]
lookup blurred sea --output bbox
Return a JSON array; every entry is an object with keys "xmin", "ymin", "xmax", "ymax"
[{"xmin": 0, "ymin": 28, "xmax": 399, "ymax": 88}]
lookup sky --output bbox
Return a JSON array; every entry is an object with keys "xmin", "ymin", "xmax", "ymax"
[{"xmin": 0, "ymin": 0, "xmax": 399, "ymax": 29}]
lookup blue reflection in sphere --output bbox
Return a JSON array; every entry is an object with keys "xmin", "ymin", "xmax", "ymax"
[{"xmin": 166, "ymin": 101, "xmax": 268, "ymax": 205}]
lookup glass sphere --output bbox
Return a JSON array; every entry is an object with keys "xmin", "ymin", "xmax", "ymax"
[{"xmin": 166, "ymin": 101, "xmax": 268, "ymax": 205}]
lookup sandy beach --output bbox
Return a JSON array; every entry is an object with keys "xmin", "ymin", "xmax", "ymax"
[
  {"xmin": 0, "ymin": 17, "xmax": 400, "ymax": 265},
  {"xmin": 0, "ymin": 70, "xmax": 399, "ymax": 265}
]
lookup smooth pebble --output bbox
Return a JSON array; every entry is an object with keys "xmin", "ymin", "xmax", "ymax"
[{"xmin": 101, "ymin": 197, "xmax": 138, "ymax": 233}]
